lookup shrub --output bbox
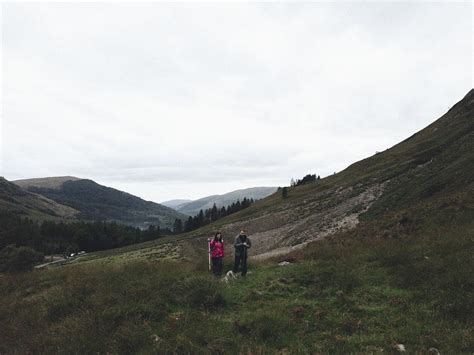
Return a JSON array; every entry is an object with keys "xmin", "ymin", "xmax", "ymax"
[{"xmin": 0, "ymin": 245, "xmax": 43, "ymax": 273}]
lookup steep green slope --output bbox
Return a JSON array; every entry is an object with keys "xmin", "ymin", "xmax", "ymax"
[
  {"xmin": 14, "ymin": 177, "xmax": 187, "ymax": 229},
  {"xmin": 173, "ymin": 89, "xmax": 474, "ymax": 258},
  {"xmin": 339, "ymin": 88, "xmax": 474, "ymax": 217}
]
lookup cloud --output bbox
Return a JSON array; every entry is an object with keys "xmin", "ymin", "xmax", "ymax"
[{"xmin": 1, "ymin": 2, "xmax": 472, "ymax": 201}]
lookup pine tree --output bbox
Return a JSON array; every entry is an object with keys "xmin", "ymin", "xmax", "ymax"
[
  {"xmin": 210, "ymin": 203, "xmax": 218, "ymax": 221},
  {"xmin": 204, "ymin": 209, "xmax": 211, "ymax": 224},
  {"xmin": 184, "ymin": 216, "xmax": 193, "ymax": 232},
  {"xmin": 173, "ymin": 218, "xmax": 183, "ymax": 234},
  {"xmin": 282, "ymin": 186, "xmax": 288, "ymax": 199},
  {"xmin": 220, "ymin": 206, "xmax": 227, "ymax": 218},
  {"xmin": 197, "ymin": 210, "xmax": 205, "ymax": 227}
]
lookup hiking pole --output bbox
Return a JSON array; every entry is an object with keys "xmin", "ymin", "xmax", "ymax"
[{"xmin": 208, "ymin": 239, "xmax": 211, "ymax": 271}]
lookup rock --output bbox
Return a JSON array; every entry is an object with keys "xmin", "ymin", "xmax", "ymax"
[
  {"xmin": 428, "ymin": 348, "xmax": 440, "ymax": 354},
  {"xmin": 151, "ymin": 334, "xmax": 162, "ymax": 343},
  {"xmin": 393, "ymin": 343, "xmax": 406, "ymax": 352},
  {"xmin": 278, "ymin": 261, "xmax": 291, "ymax": 266}
]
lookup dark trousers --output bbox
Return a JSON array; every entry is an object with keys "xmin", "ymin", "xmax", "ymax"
[
  {"xmin": 233, "ymin": 254, "xmax": 248, "ymax": 276},
  {"xmin": 212, "ymin": 257, "xmax": 223, "ymax": 277}
]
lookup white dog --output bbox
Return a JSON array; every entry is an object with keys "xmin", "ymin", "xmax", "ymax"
[{"xmin": 223, "ymin": 270, "xmax": 238, "ymax": 283}]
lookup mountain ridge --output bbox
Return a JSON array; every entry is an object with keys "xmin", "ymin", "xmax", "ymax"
[
  {"xmin": 13, "ymin": 177, "xmax": 186, "ymax": 229},
  {"xmin": 14, "ymin": 176, "xmax": 81, "ymax": 190},
  {"xmin": 160, "ymin": 199, "xmax": 193, "ymax": 210}
]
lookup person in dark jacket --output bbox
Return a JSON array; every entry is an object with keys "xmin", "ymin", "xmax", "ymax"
[
  {"xmin": 209, "ymin": 232, "xmax": 224, "ymax": 277},
  {"xmin": 233, "ymin": 230, "xmax": 251, "ymax": 276}
]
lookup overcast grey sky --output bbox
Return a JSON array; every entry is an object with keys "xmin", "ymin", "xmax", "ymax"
[{"xmin": 1, "ymin": 2, "xmax": 472, "ymax": 202}]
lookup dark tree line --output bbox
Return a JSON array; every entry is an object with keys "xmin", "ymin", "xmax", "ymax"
[
  {"xmin": 173, "ymin": 197, "xmax": 255, "ymax": 233},
  {"xmin": 279, "ymin": 173, "xmax": 322, "ymax": 199},
  {"xmin": 0, "ymin": 212, "xmax": 170, "ymax": 256},
  {"xmin": 291, "ymin": 174, "xmax": 321, "ymax": 187}
]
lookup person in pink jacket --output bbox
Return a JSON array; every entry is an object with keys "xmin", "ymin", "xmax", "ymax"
[{"xmin": 209, "ymin": 231, "xmax": 225, "ymax": 277}]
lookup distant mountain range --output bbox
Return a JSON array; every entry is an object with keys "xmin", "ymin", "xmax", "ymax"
[
  {"xmin": 12, "ymin": 177, "xmax": 186, "ymax": 229},
  {"xmin": 3, "ymin": 176, "xmax": 277, "ymax": 227},
  {"xmin": 160, "ymin": 199, "xmax": 193, "ymax": 210},
  {"xmin": 169, "ymin": 187, "xmax": 278, "ymax": 216}
]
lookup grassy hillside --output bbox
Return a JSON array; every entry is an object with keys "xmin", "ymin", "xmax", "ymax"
[
  {"xmin": 14, "ymin": 176, "xmax": 82, "ymax": 190},
  {"xmin": 0, "ymin": 177, "xmax": 78, "ymax": 221},
  {"xmin": 165, "ymin": 88, "xmax": 474, "ymax": 259},
  {"xmin": 14, "ymin": 177, "xmax": 187, "ymax": 229}
]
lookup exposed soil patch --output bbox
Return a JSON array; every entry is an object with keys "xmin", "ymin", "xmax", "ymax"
[{"xmin": 184, "ymin": 182, "xmax": 386, "ymax": 261}]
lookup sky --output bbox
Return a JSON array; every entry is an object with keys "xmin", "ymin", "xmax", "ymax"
[{"xmin": 1, "ymin": 1, "xmax": 472, "ymax": 202}]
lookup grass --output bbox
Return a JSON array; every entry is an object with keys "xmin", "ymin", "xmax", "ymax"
[{"xmin": 1, "ymin": 215, "xmax": 473, "ymax": 353}]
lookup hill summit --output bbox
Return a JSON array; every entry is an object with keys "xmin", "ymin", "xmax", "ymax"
[{"xmin": 14, "ymin": 176, "xmax": 81, "ymax": 190}]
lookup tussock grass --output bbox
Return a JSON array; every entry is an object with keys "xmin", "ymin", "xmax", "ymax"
[
  {"xmin": 0, "ymin": 261, "xmax": 227, "ymax": 353},
  {"xmin": 2, "ymin": 213, "xmax": 473, "ymax": 353}
]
